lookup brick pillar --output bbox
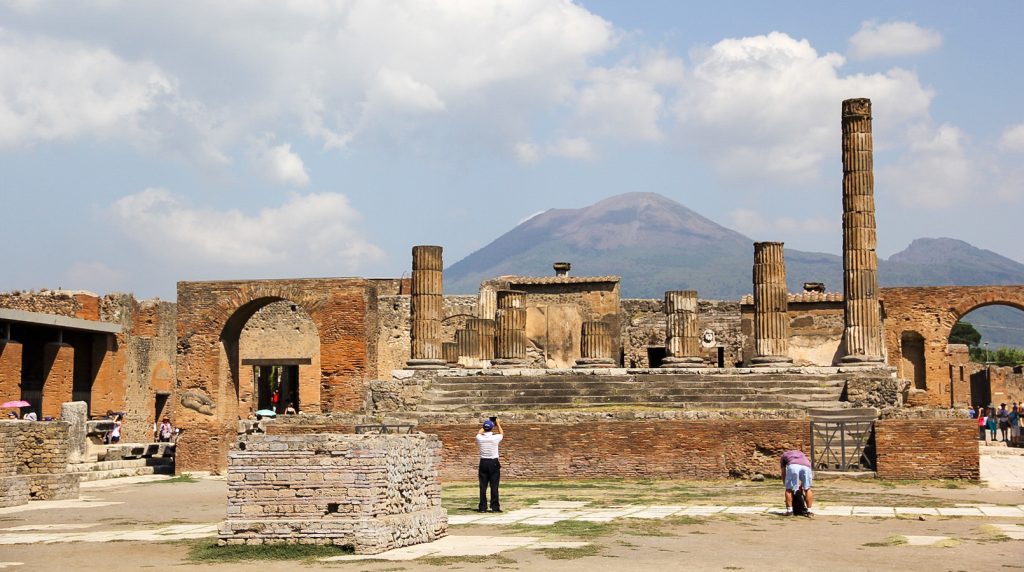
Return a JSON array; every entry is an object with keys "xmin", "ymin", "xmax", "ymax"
[
  {"xmin": 492, "ymin": 290, "xmax": 528, "ymax": 368},
  {"xmin": 42, "ymin": 342, "xmax": 74, "ymax": 419},
  {"xmin": 840, "ymin": 98, "xmax": 885, "ymax": 365},
  {"xmin": 89, "ymin": 334, "xmax": 123, "ymax": 418},
  {"xmin": 662, "ymin": 290, "xmax": 703, "ymax": 368},
  {"xmin": 751, "ymin": 242, "xmax": 793, "ymax": 367},
  {"xmin": 574, "ymin": 321, "xmax": 615, "ymax": 368},
  {"xmin": 0, "ymin": 340, "xmax": 23, "ymax": 409},
  {"xmin": 407, "ymin": 245, "xmax": 446, "ymax": 369}
]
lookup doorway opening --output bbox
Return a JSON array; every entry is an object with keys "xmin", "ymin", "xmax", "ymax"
[{"xmin": 253, "ymin": 364, "xmax": 300, "ymax": 414}]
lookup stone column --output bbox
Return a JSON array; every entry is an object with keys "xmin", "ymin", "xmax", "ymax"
[
  {"xmin": 751, "ymin": 242, "xmax": 793, "ymax": 367},
  {"xmin": 574, "ymin": 321, "xmax": 615, "ymax": 368},
  {"xmin": 42, "ymin": 341, "xmax": 74, "ymax": 419},
  {"xmin": 492, "ymin": 290, "xmax": 528, "ymax": 368},
  {"xmin": 840, "ymin": 98, "xmax": 885, "ymax": 365},
  {"xmin": 455, "ymin": 328, "xmax": 478, "ymax": 366},
  {"xmin": 0, "ymin": 339, "xmax": 23, "ymax": 408},
  {"xmin": 61, "ymin": 402, "xmax": 88, "ymax": 464},
  {"xmin": 407, "ymin": 245, "xmax": 446, "ymax": 369},
  {"xmin": 477, "ymin": 287, "xmax": 497, "ymax": 321},
  {"xmin": 661, "ymin": 290, "xmax": 703, "ymax": 367},
  {"xmin": 442, "ymin": 342, "xmax": 458, "ymax": 367},
  {"xmin": 466, "ymin": 318, "xmax": 496, "ymax": 361}
]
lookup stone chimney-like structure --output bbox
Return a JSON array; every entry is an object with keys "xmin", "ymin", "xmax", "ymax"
[
  {"xmin": 751, "ymin": 242, "xmax": 793, "ymax": 367},
  {"xmin": 839, "ymin": 98, "xmax": 885, "ymax": 365},
  {"xmin": 553, "ymin": 262, "xmax": 571, "ymax": 277},
  {"xmin": 407, "ymin": 245, "xmax": 446, "ymax": 369}
]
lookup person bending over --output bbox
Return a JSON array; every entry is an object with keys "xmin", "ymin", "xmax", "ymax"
[
  {"xmin": 780, "ymin": 449, "xmax": 813, "ymax": 516},
  {"xmin": 476, "ymin": 417, "xmax": 503, "ymax": 513}
]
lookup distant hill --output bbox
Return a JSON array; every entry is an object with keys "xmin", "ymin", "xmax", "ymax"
[{"xmin": 444, "ymin": 193, "xmax": 1024, "ymax": 346}]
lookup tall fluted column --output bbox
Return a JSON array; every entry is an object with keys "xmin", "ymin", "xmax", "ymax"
[
  {"xmin": 840, "ymin": 98, "xmax": 885, "ymax": 365},
  {"xmin": 467, "ymin": 318, "xmax": 496, "ymax": 360},
  {"xmin": 751, "ymin": 242, "xmax": 793, "ymax": 367},
  {"xmin": 407, "ymin": 245, "xmax": 446, "ymax": 369},
  {"xmin": 574, "ymin": 321, "xmax": 615, "ymax": 368},
  {"xmin": 492, "ymin": 290, "xmax": 528, "ymax": 368},
  {"xmin": 661, "ymin": 290, "xmax": 703, "ymax": 367}
]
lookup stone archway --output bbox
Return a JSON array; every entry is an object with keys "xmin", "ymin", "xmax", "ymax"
[{"xmin": 881, "ymin": 285, "xmax": 1024, "ymax": 407}]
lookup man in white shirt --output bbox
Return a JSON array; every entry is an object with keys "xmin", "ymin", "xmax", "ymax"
[{"xmin": 476, "ymin": 417, "xmax": 504, "ymax": 512}]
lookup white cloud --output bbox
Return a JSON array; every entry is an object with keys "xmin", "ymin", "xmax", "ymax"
[
  {"xmin": 999, "ymin": 123, "xmax": 1024, "ymax": 153},
  {"xmin": 849, "ymin": 21, "xmax": 942, "ymax": 60},
  {"xmin": 514, "ymin": 142, "xmax": 541, "ymax": 165},
  {"xmin": 878, "ymin": 123, "xmax": 974, "ymax": 209},
  {"xmin": 547, "ymin": 137, "xmax": 595, "ymax": 161},
  {"xmin": 255, "ymin": 142, "xmax": 310, "ymax": 187},
  {"xmin": 673, "ymin": 32, "xmax": 933, "ymax": 183},
  {"xmin": 108, "ymin": 189, "xmax": 384, "ymax": 270}
]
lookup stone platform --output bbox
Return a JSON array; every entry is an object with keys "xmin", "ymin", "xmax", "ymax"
[{"xmin": 218, "ymin": 433, "xmax": 447, "ymax": 554}]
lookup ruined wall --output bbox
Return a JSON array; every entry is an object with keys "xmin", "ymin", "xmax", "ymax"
[
  {"xmin": 2, "ymin": 420, "xmax": 80, "ymax": 500},
  {"xmin": 423, "ymin": 419, "xmax": 809, "ymax": 480},
  {"xmin": 175, "ymin": 278, "xmax": 388, "ymax": 473},
  {"xmin": 881, "ymin": 286, "xmax": 1024, "ymax": 407},
  {"xmin": 874, "ymin": 419, "xmax": 979, "ymax": 480},
  {"xmin": 739, "ymin": 297, "xmax": 844, "ymax": 367},
  {"xmin": 0, "ymin": 421, "xmax": 29, "ymax": 507},
  {"xmin": 219, "ymin": 433, "xmax": 446, "ymax": 553},
  {"xmin": 621, "ymin": 299, "xmax": 742, "ymax": 368},
  {"xmin": 377, "ymin": 295, "xmax": 483, "ymax": 374}
]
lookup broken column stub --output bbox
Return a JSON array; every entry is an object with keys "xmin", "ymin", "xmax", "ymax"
[
  {"xmin": 839, "ymin": 98, "xmax": 885, "ymax": 365},
  {"xmin": 574, "ymin": 321, "xmax": 615, "ymax": 368},
  {"xmin": 751, "ymin": 242, "xmax": 793, "ymax": 367},
  {"xmin": 455, "ymin": 318, "xmax": 495, "ymax": 368},
  {"xmin": 492, "ymin": 290, "xmax": 528, "ymax": 368},
  {"xmin": 661, "ymin": 290, "xmax": 703, "ymax": 367},
  {"xmin": 407, "ymin": 245, "xmax": 446, "ymax": 369}
]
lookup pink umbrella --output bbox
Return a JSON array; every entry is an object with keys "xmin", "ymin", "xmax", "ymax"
[{"xmin": 1, "ymin": 400, "xmax": 30, "ymax": 408}]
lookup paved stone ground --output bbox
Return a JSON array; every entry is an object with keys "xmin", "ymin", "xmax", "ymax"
[
  {"xmin": 0, "ymin": 449, "xmax": 1022, "ymax": 571},
  {"xmin": 980, "ymin": 442, "xmax": 1024, "ymax": 489}
]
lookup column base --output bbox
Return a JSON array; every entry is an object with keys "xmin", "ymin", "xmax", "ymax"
[
  {"xmin": 573, "ymin": 358, "xmax": 616, "ymax": 369},
  {"xmin": 749, "ymin": 356, "xmax": 794, "ymax": 368},
  {"xmin": 405, "ymin": 359, "xmax": 447, "ymax": 370},
  {"xmin": 660, "ymin": 357, "xmax": 705, "ymax": 368},
  {"xmin": 490, "ymin": 358, "xmax": 529, "ymax": 369},
  {"xmin": 838, "ymin": 355, "xmax": 886, "ymax": 367}
]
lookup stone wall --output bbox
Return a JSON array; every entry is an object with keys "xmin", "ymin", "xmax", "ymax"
[
  {"xmin": 874, "ymin": 419, "xmax": 979, "ymax": 480},
  {"xmin": 621, "ymin": 299, "xmax": 743, "ymax": 368},
  {"xmin": 0, "ymin": 420, "xmax": 80, "ymax": 501},
  {"xmin": 219, "ymin": 433, "xmax": 446, "ymax": 554},
  {"xmin": 239, "ymin": 300, "xmax": 321, "ymax": 413}
]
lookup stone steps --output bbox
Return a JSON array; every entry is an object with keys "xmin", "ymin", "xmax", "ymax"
[
  {"xmin": 426, "ymin": 386, "xmax": 843, "ymax": 398},
  {"xmin": 430, "ymin": 378, "xmax": 846, "ymax": 390},
  {"xmin": 68, "ymin": 457, "xmax": 174, "ymax": 482}
]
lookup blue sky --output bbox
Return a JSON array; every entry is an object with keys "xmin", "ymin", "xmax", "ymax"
[{"xmin": 1, "ymin": 1, "xmax": 1022, "ymax": 299}]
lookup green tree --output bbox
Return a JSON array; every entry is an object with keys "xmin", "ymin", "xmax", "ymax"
[{"xmin": 950, "ymin": 321, "xmax": 982, "ymax": 348}]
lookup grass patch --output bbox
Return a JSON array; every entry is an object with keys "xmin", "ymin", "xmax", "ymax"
[
  {"xmin": 186, "ymin": 540, "xmax": 353, "ymax": 562},
  {"xmin": 540, "ymin": 544, "xmax": 601, "ymax": 560},
  {"xmin": 419, "ymin": 555, "xmax": 516, "ymax": 566},
  {"xmin": 978, "ymin": 525, "xmax": 1013, "ymax": 543},
  {"xmin": 507, "ymin": 520, "xmax": 615, "ymax": 538},
  {"xmin": 140, "ymin": 474, "xmax": 198, "ymax": 485},
  {"xmin": 862, "ymin": 536, "xmax": 908, "ymax": 548}
]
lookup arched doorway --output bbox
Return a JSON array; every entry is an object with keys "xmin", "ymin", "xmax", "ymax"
[
  {"xmin": 949, "ymin": 304, "xmax": 1024, "ymax": 408},
  {"xmin": 221, "ymin": 298, "xmax": 321, "ymax": 420}
]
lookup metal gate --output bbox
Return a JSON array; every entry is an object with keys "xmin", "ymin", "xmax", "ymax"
[{"xmin": 809, "ymin": 409, "xmax": 877, "ymax": 471}]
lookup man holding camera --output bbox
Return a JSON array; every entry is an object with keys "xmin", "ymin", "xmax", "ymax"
[{"xmin": 476, "ymin": 416, "xmax": 503, "ymax": 513}]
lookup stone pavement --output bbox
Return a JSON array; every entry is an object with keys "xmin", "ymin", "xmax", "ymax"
[
  {"xmin": 0, "ymin": 522, "xmax": 217, "ymax": 545},
  {"xmin": 980, "ymin": 443, "xmax": 1024, "ymax": 489},
  {"xmin": 322, "ymin": 535, "xmax": 590, "ymax": 562}
]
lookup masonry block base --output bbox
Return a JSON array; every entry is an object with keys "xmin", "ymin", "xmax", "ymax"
[{"xmin": 0, "ymin": 476, "xmax": 29, "ymax": 508}]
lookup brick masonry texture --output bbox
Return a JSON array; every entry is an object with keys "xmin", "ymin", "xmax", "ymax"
[
  {"xmin": 0, "ymin": 420, "xmax": 80, "ymax": 502},
  {"xmin": 219, "ymin": 433, "xmax": 447, "ymax": 553},
  {"xmin": 874, "ymin": 419, "xmax": 979, "ymax": 480}
]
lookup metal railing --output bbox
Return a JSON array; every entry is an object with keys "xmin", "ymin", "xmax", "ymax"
[{"xmin": 810, "ymin": 419, "xmax": 875, "ymax": 471}]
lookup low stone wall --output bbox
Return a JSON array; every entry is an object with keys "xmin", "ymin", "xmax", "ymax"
[
  {"xmin": 219, "ymin": 433, "xmax": 447, "ymax": 554},
  {"xmin": 0, "ymin": 420, "xmax": 80, "ymax": 504},
  {"xmin": 874, "ymin": 419, "xmax": 979, "ymax": 480}
]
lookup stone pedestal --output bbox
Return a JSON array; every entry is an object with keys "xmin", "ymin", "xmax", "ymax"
[
  {"xmin": 60, "ymin": 402, "xmax": 88, "ymax": 464},
  {"xmin": 574, "ymin": 321, "xmax": 615, "ymax": 368},
  {"xmin": 492, "ymin": 290, "xmax": 528, "ymax": 368},
  {"xmin": 407, "ymin": 245, "xmax": 446, "ymax": 369},
  {"xmin": 662, "ymin": 290, "xmax": 703, "ymax": 367},
  {"xmin": 751, "ymin": 242, "xmax": 793, "ymax": 367},
  {"xmin": 839, "ymin": 98, "xmax": 885, "ymax": 365}
]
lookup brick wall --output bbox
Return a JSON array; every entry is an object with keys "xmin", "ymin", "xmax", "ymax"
[
  {"xmin": 874, "ymin": 419, "xmax": 979, "ymax": 480},
  {"xmin": 0, "ymin": 340, "xmax": 22, "ymax": 407},
  {"xmin": 219, "ymin": 433, "xmax": 446, "ymax": 553},
  {"xmin": 41, "ymin": 343, "xmax": 74, "ymax": 419}
]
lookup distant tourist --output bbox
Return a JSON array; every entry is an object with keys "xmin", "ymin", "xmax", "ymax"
[
  {"xmin": 968, "ymin": 406, "xmax": 977, "ymax": 419},
  {"xmin": 986, "ymin": 409, "xmax": 998, "ymax": 442},
  {"xmin": 285, "ymin": 402, "xmax": 297, "ymax": 415},
  {"xmin": 476, "ymin": 417, "xmax": 503, "ymax": 513},
  {"xmin": 24, "ymin": 411, "xmax": 37, "ymax": 421},
  {"xmin": 997, "ymin": 403, "xmax": 1010, "ymax": 442},
  {"xmin": 1009, "ymin": 404, "xmax": 1020, "ymax": 447},
  {"xmin": 780, "ymin": 449, "xmax": 813, "ymax": 516},
  {"xmin": 110, "ymin": 414, "xmax": 123, "ymax": 444},
  {"xmin": 6, "ymin": 411, "xmax": 17, "ymax": 419},
  {"xmin": 979, "ymin": 409, "xmax": 988, "ymax": 441},
  {"xmin": 158, "ymin": 418, "xmax": 173, "ymax": 443}
]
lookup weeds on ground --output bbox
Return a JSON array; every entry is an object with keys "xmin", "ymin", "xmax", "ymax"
[
  {"xmin": 507, "ymin": 520, "xmax": 614, "ymax": 538},
  {"xmin": 976, "ymin": 525, "xmax": 1013, "ymax": 543},
  {"xmin": 419, "ymin": 554, "xmax": 516, "ymax": 567},
  {"xmin": 186, "ymin": 540, "xmax": 353, "ymax": 562},
  {"xmin": 540, "ymin": 544, "xmax": 601, "ymax": 560},
  {"xmin": 862, "ymin": 536, "xmax": 908, "ymax": 547}
]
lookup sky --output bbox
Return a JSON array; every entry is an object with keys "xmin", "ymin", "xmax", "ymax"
[{"xmin": 1, "ymin": 0, "xmax": 1022, "ymax": 300}]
